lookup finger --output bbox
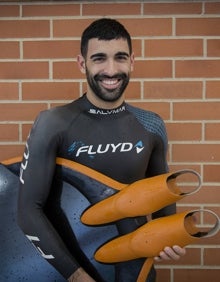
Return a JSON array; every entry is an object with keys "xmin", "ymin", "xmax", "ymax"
[
  {"xmin": 163, "ymin": 247, "xmax": 180, "ymax": 260},
  {"xmin": 154, "ymin": 256, "xmax": 162, "ymax": 262},
  {"xmin": 157, "ymin": 249, "xmax": 172, "ymax": 260},
  {"xmin": 173, "ymin": 245, "xmax": 186, "ymax": 256},
  {"xmin": 154, "ymin": 246, "xmax": 186, "ymax": 262}
]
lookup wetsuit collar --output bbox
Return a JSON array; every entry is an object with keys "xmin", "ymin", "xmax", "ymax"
[{"xmin": 82, "ymin": 93, "xmax": 126, "ymax": 116}]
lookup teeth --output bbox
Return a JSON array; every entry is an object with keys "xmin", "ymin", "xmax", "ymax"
[{"xmin": 102, "ymin": 79, "xmax": 118, "ymax": 85}]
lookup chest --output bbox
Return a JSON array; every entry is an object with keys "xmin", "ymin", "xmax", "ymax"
[{"xmin": 58, "ymin": 114, "xmax": 157, "ymax": 183}]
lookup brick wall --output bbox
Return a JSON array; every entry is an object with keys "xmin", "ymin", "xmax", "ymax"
[{"xmin": 0, "ymin": 1, "xmax": 219, "ymax": 281}]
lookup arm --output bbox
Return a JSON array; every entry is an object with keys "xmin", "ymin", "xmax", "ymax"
[
  {"xmin": 145, "ymin": 119, "xmax": 186, "ymax": 261},
  {"xmin": 145, "ymin": 117, "xmax": 176, "ymax": 219},
  {"xmin": 68, "ymin": 268, "xmax": 95, "ymax": 282},
  {"xmin": 18, "ymin": 111, "xmax": 82, "ymax": 279}
]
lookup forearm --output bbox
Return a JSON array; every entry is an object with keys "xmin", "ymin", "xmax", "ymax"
[
  {"xmin": 18, "ymin": 157, "xmax": 80, "ymax": 278},
  {"xmin": 17, "ymin": 199, "xmax": 80, "ymax": 279},
  {"xmin": 68, "ymin": 268, "xmax": 95, "ymax": 282}
]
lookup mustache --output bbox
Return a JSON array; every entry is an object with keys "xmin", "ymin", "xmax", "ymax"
[{"xmin": 94, "ymin": 73, "xmax": 128, "ymax": 81}]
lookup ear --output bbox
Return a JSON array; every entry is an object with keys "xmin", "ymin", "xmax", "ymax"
[
  {"xmin": 130, "ymin": 52, "xmax": 135, "ymax": 72},
  {"xmin": 77, "ymin": 55, "xmax": 86, "ymax": 74}
]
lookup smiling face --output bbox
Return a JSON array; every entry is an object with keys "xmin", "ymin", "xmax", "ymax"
[{"xmin": 78, "ymin": 38, "xmax": 134, "ymax": 109}]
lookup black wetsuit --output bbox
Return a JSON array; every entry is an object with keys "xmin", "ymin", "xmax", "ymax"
[{"xmin": 18, "ymin": 94, "xmax": 175, "ymax": 282}]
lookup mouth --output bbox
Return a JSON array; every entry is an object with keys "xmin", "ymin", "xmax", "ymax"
[
  {"xmin": 100, "ymin": 78, "xmax": 122, "ymax": 90},
  {"xmin": 95, "ymin": 73, "xmax": 126, "ymax": 91}
]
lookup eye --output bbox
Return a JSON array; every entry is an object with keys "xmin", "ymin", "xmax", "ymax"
[
  {"xmin": 90, "ymin": 54, "xmax": 107, "ymax": 63},
  {"xmin": 92, "ymin": 57, "xmax": 105, "ymax": 63},
  {"xmin": 115, "ymin": 53, "xmax": 129, "ymax": 62}
]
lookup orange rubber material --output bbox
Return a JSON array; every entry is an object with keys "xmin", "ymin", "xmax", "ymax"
[
  {"xmin": 81, "ymin": 172, "xmax": 184, "ymax": 225},
  {"xmin": 1, "ymin": 156, "xmax": 126, "ymax": 191},
  {"xmin": 136, "ymin": 258, "xmax": 154, "ymax": 282},
  {"xmin": 95, "ymin": 210, "xmax": 200, "ymax": 263}
]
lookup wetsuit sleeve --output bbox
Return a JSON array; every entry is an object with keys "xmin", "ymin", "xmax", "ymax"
[
  {"xmin": 17, "ymin": 110, "xmax": 80, "ymax": 279},
  {"xmin": 144, "ymin": 117, "xmax": 176, "ymax": 219},
  {"xmin": 127, "ymin": 104, "xmax": 176, "ymax": 218}
]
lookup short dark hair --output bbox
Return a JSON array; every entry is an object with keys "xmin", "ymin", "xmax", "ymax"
[{"xmin": 81, "ymin": 18, "xmax": 132, "ymax": 58}]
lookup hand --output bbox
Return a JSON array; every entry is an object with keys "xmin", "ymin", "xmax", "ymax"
[
  {"xmin": 68, "ymin": 267, "xmax": 96, "ymax": 282},
  {"xmin": 154, "ymin": 245, "xmax": 186, "ymax": 262}
]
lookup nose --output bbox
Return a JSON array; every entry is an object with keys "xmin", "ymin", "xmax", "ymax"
[{"xmin": 104, "ymin": 59, "xmax": 118, "ymax": 77}]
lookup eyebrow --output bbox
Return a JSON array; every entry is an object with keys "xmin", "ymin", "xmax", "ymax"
[
  {"xmin": 90, "ymin": 53, "xmax": 106, "ymax": 60},
  {"xmin": 115, "ymin": 52, "xmax": 130, "ymax": 57},
  {"xmin": 90, "ymin": 51, "xmax": 130, "ymax": 60}
]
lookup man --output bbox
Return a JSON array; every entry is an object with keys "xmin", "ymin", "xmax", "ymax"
[{"xmin": 18, "ymin": 18, "xmax": 185, "ymax": 282}]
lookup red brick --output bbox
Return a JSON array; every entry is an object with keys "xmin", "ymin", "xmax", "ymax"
[
  {"xmin": 53, "ymin": 62, "xmax": 84, "ymax": 79},
  {"xmin": 0, "ymin": 5, "xmax": 19, "ymax": 17},
  {"xmin": 172, "ymin": 144, "xmax": 220, "ymax": 162},
  {"xmin": 174, "ymin": 268, "xmax": 220, "ymax": 282},
  {"xmin": 204, "ymin": 164, "xmax": 220, "ymax": 182},
  {"xmin": 206, "ymin": 81, "xmax": 220, "ymax": 98},
  {"xmin": 82, "ymin": 82, "xmax": 87, "ymax": 95},
  {"xmin": 166, "ymin": 123, "xmax": 202, "ymax": 141},
  {"xmin": 0, "ymin": 83, "xmax": 19, "ymax": 100},
  {"xmin": 0, "ymin": 20, "xmax": 50, "ymax": 38},
  {"xmin": 204, "ymin": 248, "xmax": 220, "ymax": 266},
  {"xmin": 22, "ymin": 82, "xmax": 80, "ymax": 101},
  {"xmin": 23, "ymin": 40, "xmax": 80, "ymax": 59},
  {"xmin": 176, "ymin": 18, "xmax": 220, "ymax": 36},
  {"xmin": 176, "ymin": 60, "xmax": 220, "ymax": 78},
  {"xmin": 53, "ymin": 18, "xmax": 172, "ymax": 38},
  {"xmin": 120, "ymin": 18, "xmax": 172, "ymax": 37},
  {"xmin": 0, "ymin": 42, "xmax": 20, "ymax": 59},
  {"xmin": 0, "ymin": 124, "xmax": 19, "ymax": 141},
  {"xmin": 133, "ymin": 60, "xmax": 172, "ymax": 79},
  {"xmin": 173, "ymin": 102, "xmax": 220, "ymax": 120},
  {"xmin": 132, "ymin": 39, "xmax": 142, "ymax": 57},
  {"xmin": 176, "ymin": 206, "xmax": 201, "ymax": 214},
  {"xmin": 146, "ymin": 39, "xmax": 203, "ymax": 57},
  {"xmin": 154, "ymin": 268, "xmax": 170, "ymax": 282},
  {"xmin": 82, "ymin": 3, "xmax": 141, "ymax": 16},
  {"xmin": 53, "ymin": 19, "xmax": 93, "ymax": 37},
  {"xmin": 199, "ymin": 231, "xmax": 220, "ymax": 245},
  {"xmin": 205, "ymin": 123, "xmax": 220, "ymax": 141},
  {"xmin": 144, "ymin": 81, "xmax": 202, "ymax": 99},
  {"xmin": 207, "ymin": 39, "xmax": 220, "ymax": 57},
  {"xmin": 144, "ymin": 2, "xmax": 202, "ymax": 15},
  {"xmin": 169, "ymin": 165, "xmax": 201, "ymax": 175},
  {"xmin": 0, "ymin": 62, "xmax": 49, "ymax": 79},
  {"xmin": 22, "ymin": 4, "xmax": 80, "ymax": 17},
  {"xmin": 180, "ymin": 186, "xmax": 220, "ymax": 205},
  {"xmin": 124, "ymin": 81, "xmax": 141, "ymax": 100},
  {"xmin": 0, "ymin": 103, "xmax": 47, "ymax": 121},
  {"xmin": 205, "ymin": 2, "xmax": 220, "ymax": 14},
  {"xmin": 0, "ymin": 145, "xmax": 25, "ymax": 162},
  {"xmin": 22, "ymin": 123, "xmax": 33, "ymax": 142}
]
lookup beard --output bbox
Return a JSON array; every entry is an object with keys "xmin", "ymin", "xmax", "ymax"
[{"xmin": 85, "ymin": 68, "xmax": 130, "ymax": 103}]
